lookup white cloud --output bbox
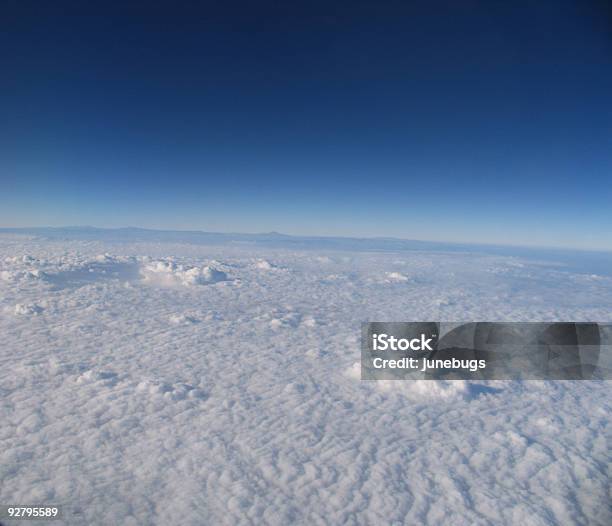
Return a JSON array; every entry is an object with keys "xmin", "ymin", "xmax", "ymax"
[{"xmin": 0, "ymin": 233, "xmax": 610, "ymax": 525}]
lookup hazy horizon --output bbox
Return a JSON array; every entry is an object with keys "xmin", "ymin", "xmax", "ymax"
[{"xmin": 2, "ymin": 223, "xmax": 612, "ymax": 255}]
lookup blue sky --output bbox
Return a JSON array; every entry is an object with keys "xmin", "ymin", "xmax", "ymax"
[{"xmin": 1, "ymin": 1, "xmax": 611, "ymax": 250}]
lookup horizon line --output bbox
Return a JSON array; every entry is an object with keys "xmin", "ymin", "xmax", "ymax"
[{"xmin": 1, "ymin": 224, "xmax": 611, "ymax": 255}]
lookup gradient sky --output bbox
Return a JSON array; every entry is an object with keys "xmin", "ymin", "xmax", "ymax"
[{"xmin": 1, "ymin": 1, "xmax": 611, "ymax": 249}]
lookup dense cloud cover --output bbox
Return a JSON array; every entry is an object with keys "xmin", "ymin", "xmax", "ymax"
[{"xmin": 0, "ymin": 232, "xmax": 610, "ymax": 525}]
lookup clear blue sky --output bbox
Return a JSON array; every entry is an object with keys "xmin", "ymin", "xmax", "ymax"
[{"xmin": 1, "ymin": 1, "xmax": 611, "ymax": 250}]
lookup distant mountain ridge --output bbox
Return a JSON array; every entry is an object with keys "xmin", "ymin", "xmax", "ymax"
[{"xmin": 1, "ymin": 226, "xmax": 611, "ymax": 278}]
